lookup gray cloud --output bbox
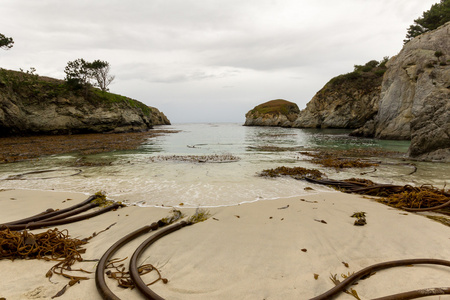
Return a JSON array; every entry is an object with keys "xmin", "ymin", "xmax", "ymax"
[{"xmin": 0, "ymin": 0, "xmax": 439, "ymax": 123}]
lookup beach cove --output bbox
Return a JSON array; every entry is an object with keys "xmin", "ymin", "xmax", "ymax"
[
  {"xmin": 0, "ymin": 189, "xmax": 449, "ymax": 299},
  {"xmin": 0, "ymin": 124, "xmax": 449, "ymax": 299}
]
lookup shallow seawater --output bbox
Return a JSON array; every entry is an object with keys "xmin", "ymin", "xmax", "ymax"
[{"xmin": 0, "ymin": 123, "xmax": 449, "ymax": 207}]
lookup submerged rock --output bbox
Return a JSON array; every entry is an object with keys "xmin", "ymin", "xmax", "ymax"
[{"xmin": 244, "ymin": 99, "xmax": 300, "ymax": 127}]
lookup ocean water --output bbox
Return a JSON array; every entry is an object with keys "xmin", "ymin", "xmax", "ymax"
[{"xmin": 0, "ymin": 123, "xmax": 449, "ymax": 207}]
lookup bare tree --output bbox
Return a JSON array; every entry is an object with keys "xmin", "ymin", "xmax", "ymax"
[{"xmin": 90, "ymin": 60, "xmax": 115, "ymax": 92}]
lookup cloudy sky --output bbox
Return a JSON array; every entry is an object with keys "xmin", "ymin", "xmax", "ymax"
[{"xmin": 0, "ymin": 0, "xmax": 438, "ymax": 123}]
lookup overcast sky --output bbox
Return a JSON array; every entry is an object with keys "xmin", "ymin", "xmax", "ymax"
[{"xmin": 0, "ymin": 0, "xmax": 438, "ymax": 123}]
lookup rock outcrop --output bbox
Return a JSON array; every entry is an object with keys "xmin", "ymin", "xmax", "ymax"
[
  {"xmin": 244, "ymin": 99, "xmax": 300, "ymax": 127},
  {"xmin": 292, "ymin": 65, "xmax": 384, "ymax": 128},
  {"xmin": 149, "ymin": 106, "xmax": 171, "ymax": 125},
  {"xmin": 354, "ymin": 22, "xmax": 450, "ymax": 160},
  {"xmin": 0, "ymin": 70, "xmax": 170, "ymax": 136}
]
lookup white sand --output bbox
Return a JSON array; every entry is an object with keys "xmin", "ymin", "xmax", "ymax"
[{"xmin": 0, "ymin": 189, "xmax": 449, "ymax": 300}]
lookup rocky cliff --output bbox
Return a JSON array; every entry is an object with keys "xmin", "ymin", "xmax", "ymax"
[
  {"xmin": 244, "ymin": 99, "xmax": 300, "ymax": 127},
  {"xmin": 353, "ymin": 22, "xmax": 450, "ymax": 160},
  {"xmin": 0, "ymin": 69, "xmax": 170, "ymax": 136},
  {"xmin": 148, "ymin": 106, "xmax": 171, "ymax": 125},
  {"xmin": 292, "ymin": 62, "xmax": 385, "ymax": 129}
]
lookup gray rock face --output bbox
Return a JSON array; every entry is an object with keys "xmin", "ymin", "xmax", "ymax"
[
  {"xmin": 0, "ymin": 72, "xmax": 170, "ymax": 135},
  {"xmin": 244, "ymin": 99, "xmax": 300, "ymax": 127},
  {"xmin": 292, "ymin": 77, "xmax": 381, "ymax": 129},
  {"xmin": 149, "ymin": 106, "xmax": 171, "ymax": 125},
  {"xmin": 357, "ymin": 22, "xmax": 450, "ymax": 159}
]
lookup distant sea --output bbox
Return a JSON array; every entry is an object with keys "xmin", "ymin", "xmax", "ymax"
[{"xmin": 0, "ymin": 123, "xmax": 449, "ymax": 207}]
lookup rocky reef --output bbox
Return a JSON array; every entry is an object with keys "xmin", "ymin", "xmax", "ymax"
[
  {"xmin": 0, "ymin": 69, "xmax": 170, "ymax": 136},
  {"xmin": 353, "ymin": 22, "xmax": 450, "ymax": 161},
  {"xmin": 244, "ymin": 99, "xmax": 300, "ymax": 127}
]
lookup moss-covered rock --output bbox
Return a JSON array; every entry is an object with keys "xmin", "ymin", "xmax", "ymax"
[
  {"xmin": 244, "ymin": 99, "xmax": 300, "ymax": 127},
  {"xmin": 0, "ymin": 69, "xmax": 170, "ymax": 136}
]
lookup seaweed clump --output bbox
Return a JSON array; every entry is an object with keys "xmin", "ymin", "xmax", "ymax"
[
  {"xmin": 0, "ymin": 228, "xmax": 90, "ymax": 286},
  {"xmin": 378, "ymin": 185, "xmax": 450, "ymax": 213},
  {"xmin": 299, "ymin": 151, "xmax": 378, "ymax": 169},
  {"xmin": 188, "ymin": 208, "xmax": 210, "ymax": 224},
  {"xmin": 260, "ymin": 166, "xmax": 324, "ymax": 179},
  {"xmin": 149, "ymin": 154, "xmax": 239, "ymax": 163},
  {"xmin": 305, "ymin": 177, "xmax": 450, "ymax": 216},
  {"xmin": 90, "ymin": 191, "xmax": 117, "ymax": 207}
]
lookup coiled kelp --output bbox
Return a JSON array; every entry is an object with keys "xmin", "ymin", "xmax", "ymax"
[
  {"xmin": 1, "ymin": 192, "xmax": 123, "ymax": 231},
  {"xmin": 311, "ymin": 259, "xmax": 450, "ymax": 300}
]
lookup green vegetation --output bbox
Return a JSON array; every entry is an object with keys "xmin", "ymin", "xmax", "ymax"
[
  {"xmin": 188, "ymin": 208, "xmax": 211, "ymax": 224},
  {"xmin": 0, "ymin": 68, "xmax": 151, "ymax": 116},
  {"xmin": 325, "ymin": 58, "xmax": 388, "ymax": 90},
  {"xmin": 0, "ymin": 68, "xmax": 68, "ymax": 103},
  {"xmin": 250, "ymin": 99, "xmax": 298, "ymax": 116},
  {"xmin": 0, "ymin": 33, "xmax": 14, "ymax": 50},
  {"xmin": 91, "ymin": 89, "xmax": 152, "ymax": 115},
  {"xmin": 404, "ymin": 0, "xmax": 450, "ymax": 43},
  {"xmin": 64, "ymin": 58, "xmax": 115, "ymax": 92}
]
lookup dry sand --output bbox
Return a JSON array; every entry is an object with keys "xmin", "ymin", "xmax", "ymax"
[{"xmin": 0, "ymin": 189, "xmax": 449, "ymax": 300}]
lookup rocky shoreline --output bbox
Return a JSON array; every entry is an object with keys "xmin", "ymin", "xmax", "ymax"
[
  {"xmin": 244, "ymin": 22, "xmax": 450, "ymax": 162},
  {"xmin": 0, "ymin": 69, "xmax": 170, "ymax": 136}
]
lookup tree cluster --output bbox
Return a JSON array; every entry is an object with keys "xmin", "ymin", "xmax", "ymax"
[
  {"xmin": 64, "ymin": 58, "xmax": 115, "ymax": 92},
  {"xmin": 404, "ymin": 0, "xmax": 450, "ymax": 43},
  {"xmin": 0, "ymin": 33, "xmax": 14, "ymax": 50}
]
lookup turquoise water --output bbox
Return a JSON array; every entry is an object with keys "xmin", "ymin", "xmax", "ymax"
[{"xmin": 0, "ymin": 123, "xmax": 448, "ymax": 207}]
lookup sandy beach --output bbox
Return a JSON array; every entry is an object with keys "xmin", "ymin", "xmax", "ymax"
[{"xmin": 0, "ymin": 188, "xmax": 449, "ymax": 300}]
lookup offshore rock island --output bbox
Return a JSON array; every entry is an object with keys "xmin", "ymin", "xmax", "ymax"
[
  {"xmin": 244, "ymin": 99, "xmax": 300, "ymax": 127},
  {"xmin": 245, "ymin": 21, "xmax": 450, "ymax": 161},
  {"xmin": 0, "ymin": 69, "xmax": 170, "ymax": 137}
]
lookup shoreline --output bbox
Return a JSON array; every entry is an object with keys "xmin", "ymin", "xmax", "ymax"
[{"xmin": 1, "ymin": 189, "xmax": 449, "ymax": 299}]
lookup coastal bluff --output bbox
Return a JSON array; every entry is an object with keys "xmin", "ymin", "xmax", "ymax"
[
  {"xmin": 0, "ymin": 69, "xmax": 170, "ymax": 136},
  {"xmin": 353, "ymin": 22, "xmax": 450, "ymax": 161},
  {"xmin": 289, "ymin": 21, "xmax": 449, "ymax": 161},
  {"xmin": 244, "ymin": 99, "xmax": 300, "ymax": 127},
  {"xmin": 292, "ymin": 61, "xmax": 384, "ymax": 129}
]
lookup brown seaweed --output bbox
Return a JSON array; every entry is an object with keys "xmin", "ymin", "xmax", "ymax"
[{"xmin": 259, "ymin": 166, "xmax": 324, "ymax": 179}]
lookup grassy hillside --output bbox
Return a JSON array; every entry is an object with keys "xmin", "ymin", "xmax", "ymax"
[{"xmin": 0, "ymin": 68, "xmax": 151, "ymax": 116}]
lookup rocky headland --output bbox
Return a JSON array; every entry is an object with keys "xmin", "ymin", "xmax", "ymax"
[
  {"xmin": 244, "ymin": 99, "xmax": 300, "ymax": 127},
  {"xmin": 352, "ymin": 22, "xmax": 450, "ymax": 161},
  {"xmin": 0, "ymin": 69, "xmax": 170, "ymax": 136},
  {"xmin": 245, "ymin": 22, "xmax": 450, "ymax": 161},
  {"xmin": 292, "ymin": 60, "xmax": 385, "ymax": 129}
]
